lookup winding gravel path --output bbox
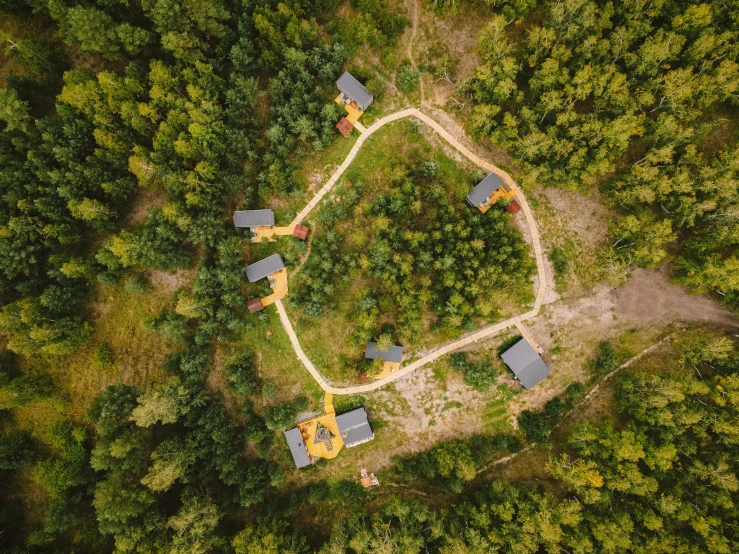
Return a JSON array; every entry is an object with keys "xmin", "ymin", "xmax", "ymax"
[{"xmin": 281, "ymin": 108, "xmax": 547, "ymax": 395}]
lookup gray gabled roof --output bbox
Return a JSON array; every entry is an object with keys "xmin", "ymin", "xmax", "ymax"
[
  {"xmin": 365, "ymin": 343, "xmax": 403, "ymax": 363},
  {"xmin": 283, "ymin": 428, "xmax": 311, "ymax": 468},
  {"xmin": 501, "ymin": 338, "xmax": 551, "ymax": 389},
  {"xmin": 337, "ymin": 72, "xmax": 373, "ymax": 110},
  {"xmin": 234, "ymin": 209, "xmax": 274, "ymax": 228},
  {"xmin": 335, "ymin": 407, "xmax": 374, "ymax": 447},
  {"xmin": 245, "ymin": 253, "xmax": 285, "ymax": 282},
  {"xmin": 466, "ymin": 172, "xmax": 504, "ymax": 207}
]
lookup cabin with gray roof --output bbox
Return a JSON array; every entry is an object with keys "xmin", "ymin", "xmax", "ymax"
[
  {"xmin": 335, "ymin": 407, "xmax": 374, "ymax": 448},
  {"xmin": 245, "ymin": 253, "xmax": 285, "ymax": 283},
  {"xmin": 337, "ymin": 72, "xmax": 373, "ymax": 111},
  {"xmin": 467, "ymin": 173, "xmax": 505, "ymax": 207},
  {"xmin": 365, "ymin": 343, "xmax": 404, "ymax": 363},
  {"xmin": 233, "ymin": 209, "xmax": 275, "ymax": 229},
  {"xmin": 501, "ymin": 338, "xmax": 551, "ymax": 389},
  {"xmin": 283, "ymin": 428, "xmax": 311, "ymax": 468}
]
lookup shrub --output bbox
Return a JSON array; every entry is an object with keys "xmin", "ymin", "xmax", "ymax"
[
  {"xmin": 593, "ymin": 341, "xmax": 618, "ymax": 374},
  {"xmin": 491, "ymin": 433, "xmax": 523, "ymax": 452},
  {"xmin": 262, "ymin": 381, "xmax": 278, "ymax": 400},
  {"xmin": 95, "ymin": 343, "xmax": 114, "ymax": 367},
  {"xmin": 550, "ymin": 247, "xmax": 569, "ymax": 277},
  {"xmin": 293, "ymin": 395, "xmax": 309, "ymax": 412},
  {"xmin": 543, "ymin": 396, "xmax": 567, "ymax": 420},
  {"xmin": 564, "ymin": 382, "xmax": 585, "ymax": 402},
  {"xmin": 365, "ymin": 77, "xmax": 386, "ymax": 100},
  {"xmin": 266, "ymin": 402, "xmax": 296, "ymax": 430},
  {"xmin": 375, "ymin": 333, "xmax": 394, "ymax": 352},
  {"xmin": 304, "ymin": 302, "xmax": 324, "ymax": 318},
  {"xmin": 329, "ymin": 480, "xmax": 366, "ymax": 502},
  {"xmin": 470, "ymin": 169, "xmax": 484, "ymax": 184},
  {"xmin": 518, "ymin": 410, "xmax": 550, "ymax": 443},
  {"xmin": 0, "ymin": 374, "xmax": 53, "ymax": 408},
  {"xmin": 498, "ymin": 433, "xmax": 523, "ymax": 452},
  {"xmin": 146, "ymin": 309, "xmax": 190, "ymax": 342},
  {"xmin": 449, "ymin": 352, "xmax": 468, "ymax": 370},
  {"xmin": 124, "ymin": 274, "xmax": 152, "ymax": 293},
  {"xmin": 0, "ymin": 431, "xmax": 33, "ymax": 469},
  {"xmin": 420, "ymin": 160, "xmax": 439, "ymax": 178},
  {"xmin": 226, "ymin": 351, "xmax": 260, "ymax": 396},
  {"xmin": 463, "ymin": 361, "xmax": 497, "ymax": 392},
  {"xmin": 268, "ymin": 465, "xmax": 285, "ymax": 486},
  {"xmin": 177, "ymin": 346, "xmax": 211, "ymax": 383},
  {"xmin": 397, "ymin": 63, "xmax": 419, "ymax": 93},
  {"xmin": 428, "ymin": 0, "xmax": 459, "ymax": 13}
]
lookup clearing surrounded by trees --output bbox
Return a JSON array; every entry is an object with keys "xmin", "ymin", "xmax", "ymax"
[{"xmin": 3, "ymin": 0, "xmax": 739, "ymax": 552}]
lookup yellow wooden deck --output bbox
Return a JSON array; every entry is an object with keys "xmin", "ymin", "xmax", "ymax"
[
  {"xmin": 371, "ymin": 360, "xmax": 401, "ymax": 380},
  {"xmin": 478, "ymin": 187, "xmax": 517, "ymax": 213},
  {"xmin": 298, "ymin": 413, "xmax": 344, "ymax": 459},
  {"xmin": 335, "ymin": 95, "xmax": 364, "ymax": 124},
  {"xmin": 259, "ymin": 270, "xmax": 288, "ymax": 308},
  {"xmin": 324, "ymin": 392, "xmax": 335, "ymax": 414},
  {"xmin": 251, "ymin": 225, "xmax": 296, "ymax": 243}
]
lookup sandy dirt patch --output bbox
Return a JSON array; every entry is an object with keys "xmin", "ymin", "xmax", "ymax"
[
  {"xmin": 149, "ymin": 268, "xmax": 197, "ymax": 295},
  {"xmin": 125, "ymin": 187, "xmax": 168, "ymax": 226}
]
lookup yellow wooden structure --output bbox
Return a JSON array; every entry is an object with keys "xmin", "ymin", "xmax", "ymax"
[
  {"xmin": 370, "ymin": 360, "xmax": 401, "ymax": 380},
  {"xmin": 252, "ymin": 225, "xmax": 296, "ymax": 243},
  {"xmin": 335, "ymin": 95, "xmax": 365, "ymax": 124},
  {"xmin": 296, "ymin": 393, "xmax": 344, "ymax": 460},
  {"xmin": 258, "ymin": 268, "xmax": 288, "ymax": 309},
  {"xmin": 478, "ymin": 186, "xmax": 517, "ymax": 214}
]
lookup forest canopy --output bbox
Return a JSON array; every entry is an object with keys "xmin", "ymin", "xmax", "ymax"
[
  {"xmin": 1, "ymin": 0, "xmax": 739, "ymax": 552},
  {"xmin": 466, "ymin": 0, "xmax": 739, "ymax": 304}
]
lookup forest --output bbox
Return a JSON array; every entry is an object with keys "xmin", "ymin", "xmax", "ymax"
[
  {"xmin": 1, "ymin": 0, "xmax": 739, "ymax": 552},
  {"xmin": 465, "ymin": 0, "xmax": 739, "ymax": 302}
]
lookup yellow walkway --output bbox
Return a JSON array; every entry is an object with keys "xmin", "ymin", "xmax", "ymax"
[
  {"xmin": 277, "ymin": 108, "xmax": 547, "ymax": 395},
  {"xmin": 259, "ymin": 271, "xmax": 288, "ymax": 308},
  {"xmin": 252, "ymin": 225, "xmax": 295, "ymax": 242}
]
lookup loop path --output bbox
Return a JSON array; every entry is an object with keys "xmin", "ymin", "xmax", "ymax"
[{"xmin": 278, "ymin": 108, "xmax": 547, "ymax": 395}]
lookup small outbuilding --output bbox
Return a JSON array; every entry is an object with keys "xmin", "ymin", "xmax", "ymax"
[
  {"xmin": 245, "ymin": 253, "xmax": 285, "ymax": 283},
  {"xmin": 335, "ymin": 407, "xmax": 374, "ymax": 448},
  {"xmin": 505, "ymin": 199, "xmax": 522, "ymax": 214},
  {"xmin": 336, "ymin": 117, "xmax": 353, "ymax": 137},
  {"xmin": 336, "ymin": 71, "xmax": 374, "ymax": 111},
  {"xmin": 233, "ymin": 209, "xmax": 275, "ymax": 229},
  {"xmin": 292, "ymin": 224, "xmax": 310, "ymax": 240},
  {"xmin": 466, "ymin": 172, "xmax": 515, "ymax": 213},
  {"xmin": 501, "ymin": 338, "xmax": 551, "ymax": 389}
]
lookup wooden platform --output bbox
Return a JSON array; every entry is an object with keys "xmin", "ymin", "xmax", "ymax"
[
  {"xmin": 258, "ymin": 269, "xmax": 288, "ymax": 308},
  {"xmin": 251, "ymin": 225, "xmax": 296, "ymax": 243},
  {"xmin": 295, "ymin": 393, "xmax": 343, "ymax": 460},
  {"xmin": 370, "ymin": 360, "xmax": 401, "ymax": 380},
  {"xmin": 298, "ymin": 413, "xmax": 344, "ymax": 460},
  {"xmin": 478, "ymin": 187, "xmax": 516, "ymax": 214},
  {"xmin": 335, "ymin": 95, "xmax": 365, "ymax": 124}
]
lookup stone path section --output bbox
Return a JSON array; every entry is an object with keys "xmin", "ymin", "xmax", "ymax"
[{"xmin": 283, "ymin": 108, "xmax": 548, "ymax": 395}]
